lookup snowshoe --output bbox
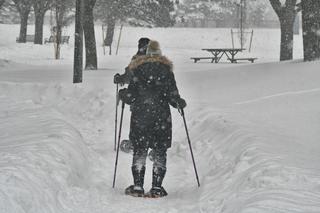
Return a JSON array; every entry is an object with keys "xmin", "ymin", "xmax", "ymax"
[
  {"xmin": 120, "ymin": 140, "xmax": 133, "ymax": 153},
  {"xmin": 125, "ymin": 185, "xmax": 145, "ymax": 197},
  {"xmin": 144, "ymin": 187, "xmax": 168, "ymax": 198}
]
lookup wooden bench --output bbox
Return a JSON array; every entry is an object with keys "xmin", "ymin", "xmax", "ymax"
[
  {"xmin": 228, "ymin": 57, "xmax": 258, "ymax": 63},
  {"xmin": 44, "ymin": 36, "xmax": 54, "ymax": 44},
  {"xmin": 44, "ymin": 35, "xmax": 70, "ymax": 44},
  {"xmin": 190, "ymin": 57, "xmax": 216, "ymax": 63},
  {"xmin": 16, "ymin": 35, "xmax": 35, "ymax": 43}
]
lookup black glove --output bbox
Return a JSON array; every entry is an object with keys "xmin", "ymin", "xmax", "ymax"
[
  {"xmin": 176, "ymin": 98, "xmax": 186, "ymax": 109},
  {"xmin": 118, "ymin": 88, "xmax": 135, "ymax": 104},
  {"xmin": 114, "ymin": 73, "xmax": 121, "ymax": 84}
]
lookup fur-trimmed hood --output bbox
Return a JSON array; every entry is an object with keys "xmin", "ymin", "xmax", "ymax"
[{"xmin": 128, "ymin": 55, "xmax": 173, "ymax": 72}]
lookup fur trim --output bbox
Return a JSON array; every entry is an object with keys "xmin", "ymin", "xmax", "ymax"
[{"xmin": 128, "ymin": 55, "xmax": 173, "ymax": 72}]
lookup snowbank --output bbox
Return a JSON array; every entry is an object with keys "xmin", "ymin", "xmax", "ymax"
[{"xmin": 0, "ymin": 24, "xmax": 320, "ymax": 212}]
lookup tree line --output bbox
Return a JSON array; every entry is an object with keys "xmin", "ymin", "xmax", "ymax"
[
  {"xmin": 0, "ymin": 0, "xmax": 319, "ymax": 64},
  {"xmin": 268, "ymin": 0, "xmax": 320, "ymax": 61},
  {"xmin": 0, "ymin": 0, "xmax": 177, "ymax": 70}
]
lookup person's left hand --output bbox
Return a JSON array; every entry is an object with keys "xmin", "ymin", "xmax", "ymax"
[
  {"xmin": 118, "ymin": 88, "xmax": 134, "ymax": 104},
  {"xmin": 176, "ymin": 98, "xmax": 186, "ymax": 109}
]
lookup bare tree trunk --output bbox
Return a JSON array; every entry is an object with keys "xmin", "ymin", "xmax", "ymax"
[
  {"xmin": 33, "ymin": 0, "xmax": 51, "ymax": 45},
  {"xmin": 83, "ymin": 0, "xmax": 97, "ymax": 70},
  {"xmin": 13, "ymin": 0, "xmax": 32, "ymax": 43},
  {"xmin": 73, "ymin": 0, "xmax": 84, "ymax": 83},
  {"xmin": 18, "ymin": 10, "xmax": 30, "ymax": 43},
  {"xmin": 269, "ymin": 0, "xmax": 297, "ymax": 61},
  {"xmin": 34, "ymin": 12, "xmax": 45, "ymax": 44},
  {"xmin": 279, "ymin": 17, "xmax": 295, "ymax": 61},
  {"xmin": 55, "ymin": 0, "xmax": 63, "ymax": 59},
  {"xmin": 104, "ymin": 17, "xmax": 116, "ymax": 55},
  {"xmin": 55, "ymin": 17, "xmax": 62, "ymax": 59},
  {"xmin": 301, "ymin": 0, "xmax": 320, "ymax": 61}
]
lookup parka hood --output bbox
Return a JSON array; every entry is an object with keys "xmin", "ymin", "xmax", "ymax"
[{"xmin": 128, "ymin": 55, "xmax": 173, "ymax": 72}]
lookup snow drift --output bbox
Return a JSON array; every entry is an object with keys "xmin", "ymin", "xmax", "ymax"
[{"xmin": 0, "ymin": 24, "xmax": 320, "ymax": 213}]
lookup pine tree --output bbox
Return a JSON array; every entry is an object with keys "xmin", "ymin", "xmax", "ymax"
[
  {"xmin": 127, "ymin": 0, "xmax": 177, "ymax": 27},
  {"xmin": 0, "ymin": 0, "xmax": 5, "ymax": 9},
  {"xmin": 176, "ymin": 0, "xmax": 237, "ymax": 27}
]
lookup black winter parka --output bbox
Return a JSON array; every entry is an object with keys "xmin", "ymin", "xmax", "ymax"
[{"xmin": 121, "ymin": 55, "xmax": 182, "ymax": 149}]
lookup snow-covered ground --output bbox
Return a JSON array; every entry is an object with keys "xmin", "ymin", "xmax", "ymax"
[{"xmin": 0, "ymin": 24, "xmax": 320, "ymax": 213}]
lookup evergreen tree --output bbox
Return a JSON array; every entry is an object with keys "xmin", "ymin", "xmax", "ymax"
[
  {"xmin": 0, "ymin": 0, "xmax": 21, "ymax": 24},
  {"xmin": 0, "ymin": 0, "xmax": 5, "ymax": 8},
  {"xmin": 127, "ymin": 0, "xmax": 177, "ymax": 27}
]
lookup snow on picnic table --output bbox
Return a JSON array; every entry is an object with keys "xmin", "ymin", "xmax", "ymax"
[{"xmin": 0, "ymin": 24, "xmax": 320, "ymax": 213}]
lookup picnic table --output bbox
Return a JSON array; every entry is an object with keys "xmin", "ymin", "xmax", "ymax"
[
  {"xmin": 201, "ymin": 48, "xmax": 245, "ymax": 63},
  {"xmin": 16, "ymin": 35, "xmax": 35, "ymax": 43},
  {"xmin": 44, "ymin": 35, "xmax": 70, "ymax": 44},
  {"xmin": 191, "ymin": 48, "xmax": 257, "ymax": 64}
]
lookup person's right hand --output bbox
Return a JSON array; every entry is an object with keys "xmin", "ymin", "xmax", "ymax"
[{"xmin": 114, "ymin": 73, "xmax": 121, "ymax": 84}]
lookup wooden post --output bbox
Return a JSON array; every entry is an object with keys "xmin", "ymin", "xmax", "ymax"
[
  {"xmin": 231, "ymin": 29, "xmax": 234, "ymax": 49},
  {"xmin": 73, "ymin": 0, "xmax": 83, "ymax": 83},
  {"xmin": 116, "ymin": 24, "xmax": 123, "ymax": 55},
  {"xmin": 249, "ymin": 29, "xmax": 253, "ymax": 52},
  {"xmin": 240, "ymin": 0, "xmax": 244, "ymax": 49},
  {"xmin": 102, "ymin": 25, "xmax": 106, "ymax": 55}
]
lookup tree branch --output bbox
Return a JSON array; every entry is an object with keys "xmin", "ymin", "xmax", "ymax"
[{"xmin": 269, "ymin": 0, "xmax": 282, "ymax": 16}]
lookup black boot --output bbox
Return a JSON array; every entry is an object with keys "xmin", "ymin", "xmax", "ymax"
[
  {"xmin": 146, "ymin": 167, "xmax": 168, "ymax": 198},
  {"xmin": 125, "ymin": 166, "xmax": 145, "ymax": 197}
]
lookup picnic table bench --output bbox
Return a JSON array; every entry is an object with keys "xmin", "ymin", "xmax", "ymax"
[
  {"xmin": 16, "ymin": 35, "xmax": 35, "ymax": 43},
  {"xmin": 190, "ymin": 57, "xmax": 216, "ymax": 63},
  {"xmin": 44, "ymin": 35, "xmax": 70, "ymax": 44},
  {"xmin": 228, "ymin": 57, "xmax": 258, "ymax": 63},
  {"xmin": 191, "ymin": 48, "xmax": 257, "ymax": 63}
]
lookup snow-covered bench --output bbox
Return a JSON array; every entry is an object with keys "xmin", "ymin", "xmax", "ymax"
[
  {"xmin": 44, "ymin": 35, "xmax": 70, "ymax": 44},
  {"xmin": 16, "ymin": 35, "xmax": 35, "ymax": 43},
  {"xmin": 228, "ymin": 57, "xmax": 258, "ymax": 63},
  {"xmin": 190, "ymin": 57, "xmax": 216, "ymax": 63}
]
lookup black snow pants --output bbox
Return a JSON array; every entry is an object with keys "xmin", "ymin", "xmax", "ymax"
[{"xmin": 131, "ymin": 147, "xmax": 167, "ymax": 188}]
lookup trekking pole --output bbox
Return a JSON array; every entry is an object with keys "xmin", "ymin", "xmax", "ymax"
[
  {"xmin": 113, "ymin": 101, "xmax": 125, "ymax": 188},
  {"xmin": 114, "ymin": 83, "xmax": 119, "ymax": 151},
  {"xmin": 179, "ymin": 108, "xmax": 201, "ymax": 187}
]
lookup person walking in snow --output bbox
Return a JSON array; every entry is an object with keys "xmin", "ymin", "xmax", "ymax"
[
  {"xmin": 113, "ymin": 37, "xmax": 150, "ymax": 85},
  {"xmin": 118, "ymin": 40, "xmax": 186, "ymax": 198},
  {"xmin": 113, "ymin": 38, "xmax": 150, "ymax": 152}
]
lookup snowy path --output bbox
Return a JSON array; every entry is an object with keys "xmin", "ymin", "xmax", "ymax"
[
  {"xmin": 1, "ymin": 25, "xmax": 320, "ymax": 212},
  {"xmin": 1, "ymin": 80, "xmax": 320, "ymax": 212}
]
